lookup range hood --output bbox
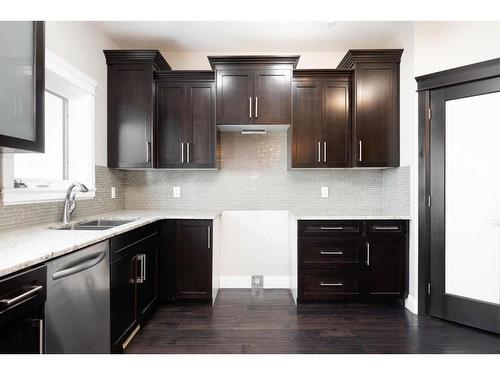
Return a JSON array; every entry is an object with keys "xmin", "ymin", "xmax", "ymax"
[{"xmin": 217, "ymin": 124, "xmax": 290, "ymax": 133}]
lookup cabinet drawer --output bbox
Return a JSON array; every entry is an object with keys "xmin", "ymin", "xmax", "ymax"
[
  {"xmin": 300, "ymin": 238, "xmax": 362, "ymax": 267},
  {"xmin": 366, "ymin": 221, "xmax": 406, "ymax": 236},
  {"xmin": 300, "ymin": 270, "xmax": 360, "ymax": 300},
  {"xmin": 111, "ymin": 223, "xmax": 158, "ymax": 260},
  {"xmin": 298, "ymin": 220, "xmax": 363, "ymax": 237}
]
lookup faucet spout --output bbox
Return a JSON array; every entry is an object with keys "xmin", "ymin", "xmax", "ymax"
[{"xmin": 63, "ymin": 182, "xmax": 89, "ymax": 225}]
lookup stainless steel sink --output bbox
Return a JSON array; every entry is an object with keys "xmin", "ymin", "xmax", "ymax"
[{"xmin": 52, "ymin": 219, "xmax": 137, "ymax": 231}]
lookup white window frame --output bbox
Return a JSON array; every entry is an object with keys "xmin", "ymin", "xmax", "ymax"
[{"xmin": 1, "ymin": 50, "xmax": 98, "ymax": 206}]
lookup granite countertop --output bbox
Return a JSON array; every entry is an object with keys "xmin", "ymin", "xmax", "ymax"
[
  {"xmin": 0, "ymin": 209, "xmax": 411, "ymax": 278},
  {"xmin": 0, "ymin": 210, "xmax": 221, "ymax": 278}
]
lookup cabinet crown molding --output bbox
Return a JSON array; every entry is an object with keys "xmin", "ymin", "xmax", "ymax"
[
  {"xmin": 154, "ymin": 70, "xmax": 215, "ymax": 81},
  {"xmin": 293, "ymin": 69, "xmax": 353, "ymax": 80},
  {"xmin": 337, "ymin": 49, "xmax": 403, "ymax": 69},
  {"xmin": 208, "ymin": 55, "xmax": 300, "ymax": 69},
  {"xmin": 104, "ymin": 49, "xmax": 171, "ymax": 71}
]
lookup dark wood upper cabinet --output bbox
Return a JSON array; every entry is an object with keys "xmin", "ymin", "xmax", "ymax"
[
  {"xmin": 104, "ymin": 50, "xmax": 171, "ymax": 168},
  {"xmin": 0, "ymin": 21, "xmax": 44, "ymax": 153},
  {"xmin": 155, "ymin": 71, "xmax": 216, "ymax": 169},
  {"xmin": 338, "ymin": 49, "xmax": 403, "ymax": 167},
  {"xmin": 208, "ymin": 56, "xmax": 299, "ymax": 126},
  {"xmin": 175, "ymin": 220, "xmax": 213, "ymax": 301},
  {"xmin": 291, "ymin": 70, "xmax": 352, "ymax": 168}
]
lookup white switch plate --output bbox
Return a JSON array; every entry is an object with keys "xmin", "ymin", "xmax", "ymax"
[
  {"xmin": 321, "ymin": 186, "xmax": 329, "ymax": 198},
  {"xmin": 173, "ymin": 186, "xmax": 180, "ymax": 198},
  {"xmin": 111, "ymin": 187, "xmax": 116, "ymax": 199}
]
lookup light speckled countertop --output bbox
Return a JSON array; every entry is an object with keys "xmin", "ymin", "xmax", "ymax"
[
  {"xmin": 0, "ymin": 210, "xmax": 221, "ymax": 278},
  {"xmin": 0, "ymin": 209, "xmax": 411, "ymax": 278}
]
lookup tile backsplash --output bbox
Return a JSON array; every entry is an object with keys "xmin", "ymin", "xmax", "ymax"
[
  {"xmin": 0, "ymin": 166, "xmax": 125, "ymax": 231},
  {"xmin": 0, "ymin": 132, "xmax": 410, "ymax": 232},
  {"xmin": 124, "ymin": 132, "xmax": 410, "ymax": 216}
]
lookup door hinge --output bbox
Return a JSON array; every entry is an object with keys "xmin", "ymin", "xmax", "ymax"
[
  {"xmin": 427, "ymin": 283, "xmax": 431, "ymax": 295},
  {"xmin": 428, "ymin": 108, "xmax": 432, "ymax": 120},
  {"xmin": 427, "ymin": 195, "xmax": 431, "ymax": 207}
]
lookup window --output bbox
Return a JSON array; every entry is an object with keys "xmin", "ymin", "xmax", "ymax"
[{"xmin": 1, "ymin": 50, "xmax": 97, "ymax": 205}]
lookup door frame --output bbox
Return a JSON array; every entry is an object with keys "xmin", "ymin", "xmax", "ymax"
[{"xmin": 416, "ymin": 57, "xmax": 500, "ymax": 315}]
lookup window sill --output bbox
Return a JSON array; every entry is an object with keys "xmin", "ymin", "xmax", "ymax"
[{"xmin": 1, "ymin": 187, "xmax": 96, "ymax": 206}]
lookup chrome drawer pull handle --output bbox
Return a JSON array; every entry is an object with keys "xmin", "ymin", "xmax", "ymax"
[
  {"xmin": 373, "ymin": 226, "xmax": 400, "ymax": 230},
  {"xmin": 320, "ymin": 251, "xmax": 343, "ymax": 255},
  {"xmin": 320, "ymin": 226, "xmax": 344, "ymax": 230},
  {"xmin": 0, "ymin": 285, "xmax": 43, "ymax": 307},
  {"xmin": 320, "ymin": 282, "xmax": 343, "ymax": 287}
]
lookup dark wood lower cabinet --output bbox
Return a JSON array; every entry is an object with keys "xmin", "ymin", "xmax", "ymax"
[{"xmin": 298, "ymin": 220, "xmax": 408, "ymax": 302}]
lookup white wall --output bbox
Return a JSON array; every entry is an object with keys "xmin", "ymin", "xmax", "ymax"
[
  {"xmin": 46, "ymin": 21, "xmax": 121, "ymax": 166},
  {"xmin": 219, "ymin": 210, "xmax": 290, "ymax": 288},
  {"xmin": 415, "ymin": 22, "xmax": 500, "ymax": 76}
]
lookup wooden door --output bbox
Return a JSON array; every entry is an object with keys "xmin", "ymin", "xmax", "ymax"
[
  {"xmin": 322, "ymin": 79, "xmax": 351, "ymax": 167},
  {"xmin": 108, "ymin": 64, "xmax": 153, "ymax": 168},
  {"xmin": 185, "ymin": 81, "xmax": 216, "ymax": 168},
  {"xmin": 291, "ymin": 80, "xmax": 321, "ymax": 168},
  {"xmin": 110, "ymin": 251, "xmax": 137, "ymax": 349},
  {"xmin": 365, "ymin": 237, "xmax": 405, "ymax": 297},
  {"xmin": 253, "ymin": 69, "xmax": 291, "ymax": 125},
  {"xmin": 156, "ymin": 81, "xmax": 186, "ymax": 168},
  {"xmin": 137, "ymin": 240, "xmax": 158, "ymax": 319},
  {"xmin": 216, "ymin": 69, "xmax": 253, "ymax": 124},
  {"xmin": 353, "ymin": 63, "xmax": 399, "ymax": 167},
  {"xmin": 175, "ymin": 220, "xmax": 212, "ymax": 301}
]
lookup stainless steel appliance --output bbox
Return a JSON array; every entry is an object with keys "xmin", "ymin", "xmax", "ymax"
[{"xmin": 45, "ymin": 241, "xmax": 110, "ymax": 353}]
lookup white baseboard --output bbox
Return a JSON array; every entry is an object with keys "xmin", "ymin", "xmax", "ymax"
[
  {"xmin": 219, "ymin": 276, "xmax": 290, "ymax": 289},
  {"xmin": 405, "ymin": 295, "xmax": 418, "ymax": 314}
]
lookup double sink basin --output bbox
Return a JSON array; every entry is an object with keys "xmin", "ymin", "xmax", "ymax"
[{"xmin": 54, "ymin": 219, "xmax": 137, "ymax": 231}]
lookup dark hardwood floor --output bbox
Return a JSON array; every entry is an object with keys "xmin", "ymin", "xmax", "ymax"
[{"xmin": 126, "ymin": 289, "xmax": 500, "ymax": 354}]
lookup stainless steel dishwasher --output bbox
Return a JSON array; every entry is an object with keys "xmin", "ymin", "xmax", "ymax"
[{"xmin": 45, "ymin": 240, "xmax": 110, "ymax": 353}]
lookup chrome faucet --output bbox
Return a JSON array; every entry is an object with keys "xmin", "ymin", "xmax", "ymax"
[{"xmin": 63, "ymin": 182, "xmax": 89, "ymax": 225}]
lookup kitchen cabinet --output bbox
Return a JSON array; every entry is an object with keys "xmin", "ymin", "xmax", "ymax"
[
  {"xmin": 155, "ymin": 71, "xmax": 216, "ymax": 168},
  {"xmin": 291, "ymin": 70, "xmax": 352, "ymax": 168},
  {"xmin": 174, "ymin": 220, "xmax": 213, "ymax": 301},
  {"xmin": 110, "ymin": 223, "xmax": 159, "ymax": 352},
  {"xmin": 0, "ymin": 21, "xmax": 44, "ymax": 153},
  {"xmin": 208, "ymin": 56, "xmax": 299, "ymax": 126},
  {"xmin": 337, "ymin": 49, "xmax": 403, "ymax": 167},
  {"xmin": 0, "ymin": 265, "xmax": 46, "ymax": 354},
  {"xmin": 104, "ymin": 50, "xmax": 171, "ymax": 168},
  {"xmin": 298, "ymin": 220, "xmax": 408, "ymax": 302}
]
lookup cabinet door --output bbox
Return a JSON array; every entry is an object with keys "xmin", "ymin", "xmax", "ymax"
[
  {"xmin": 253, "ymin": 69, "xmax": 291, "ymax": 125},
  {"xmin": 365, "ymin": 237, "xmax": 406, "ymax": 297},
  {"xmin": 156, "ymin": 81, "xmax": 186, "ymax": 168},
  {"xmin": 353, "ymin": 63, "xmax": 399, "ymax": 167},
  {"xmin": 0, "ymin": 22, "xmax": 44, "ymax": 153},
  {"xmin": 110, "ymin": 251, "xmax": 137, "ymax": 350},
  {"xmin": 186, "ymin": 81, "xmax": 216, "ymax": 168},
  {"xmin": 216, "ymin": 69, "xmax": 253, "ymax": 124},
  {"xmin": 291, "ymin": 80, "xmax": 321, "ymax": 168},
  {"xmin": 322, "ymin": 79, "xmax": 351, "ymax": 167},
  {"xmin": 137, "ymin": 240, "xmax": 158, "ymax": 319},
  {"xmin": 175, "ymin": 220, "xmax": 212, "ymax": 301},
  {"xmin": 108, "ymin": 64, "xmax": 153, "ymax": 168}
]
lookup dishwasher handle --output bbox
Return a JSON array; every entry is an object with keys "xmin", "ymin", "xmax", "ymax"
[{"xmin": 52, "ymin": 250, "xmax": 107, "ymax": 280}]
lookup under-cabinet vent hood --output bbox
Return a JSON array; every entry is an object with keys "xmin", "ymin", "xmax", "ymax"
[{"xmin": 217, "ymin": 124, "xmax": 290, "ymax": 133}]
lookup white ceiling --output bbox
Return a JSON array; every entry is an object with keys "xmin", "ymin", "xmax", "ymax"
[{"xmin": 95, "ymin": 21, "xmax": 411, "ymax": 52}]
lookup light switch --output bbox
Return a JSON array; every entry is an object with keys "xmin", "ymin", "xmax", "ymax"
[
  {"xmin": 173, "ymin": 186, "xmax": 180, "ymax": 198},
  {"xmin": 321, "ymin": 186, "xmax": 329, "ymax": 198},
  {"xmin": 111, "ymin": 187, "xmax": 116, "ymax": 199}
]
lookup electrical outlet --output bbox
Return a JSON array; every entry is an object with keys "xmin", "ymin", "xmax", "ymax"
[
  {"xmin": 111, "ymin": 187, "xmax": 116, "ymax": 199},
  {"xmin": 173, "ymin": 186, "xmax": 180, "ymax": 198},
  {"xmin": 251, "ymin": 275, "xmax": 263, "ymax": 289},
  {"xmin": 321, "ymin": 186, "xmax": 329, "ymax": 198}
]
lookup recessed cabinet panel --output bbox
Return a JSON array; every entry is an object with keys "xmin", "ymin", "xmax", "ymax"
[
  {"xmin": 156, "ymin": 82, "xmax": 185, "ymax": 168},
  {"xmin": 216, "ymin": 70, "xmax": 253, "ymax": 124},
  {"xmin": 366, "ymin": 237, "xmax": 405, "ymax": 296},
  {"xmin": 253, "ymin": 69, "xmax": 291, "ymax": 124},
  {"xmin": 322, "ymin": 80, "xmax": 350, "ymax": 167},
  {"xmin": 292, "ymin": 80, "xmax": 321, "ymax": 168}
]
